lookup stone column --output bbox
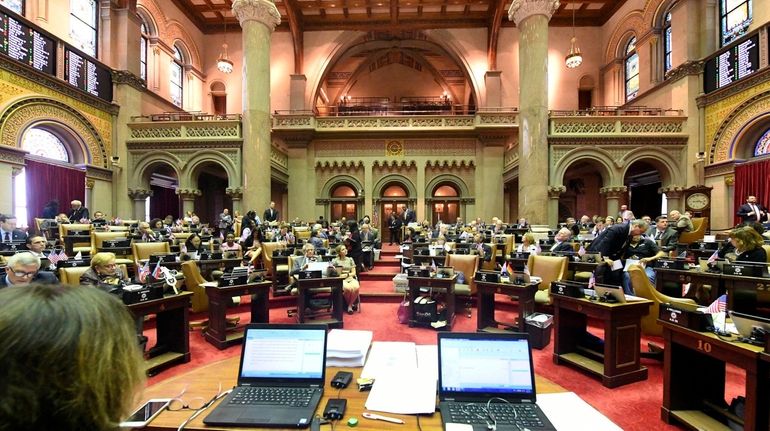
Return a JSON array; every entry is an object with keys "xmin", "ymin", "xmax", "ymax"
[
  {"xmin": 232, "ymin": 0, "xmax": 281, "ymax": 212},
  {"xmin": 127, "ymin": 188, "xmax": 153, "ymax": 221},
  {"xmin": 364, "ymin": 161, "xmax": 373, "ymax": 223},
  {"xmin": 600, "ymin": 186, "xmax": 627, "ymax": 218},
  {"xmin": 508, "ymin": 0, "xmax": 559, "ymax": 226},
  {"xmin": 725, "ymin": 175, "xmax": 735, "ymax": 225},
  {"xmin": 85, "ymin": 178, "xmax": 95, "ymax": 210},
  {"xmin": 226, "ymin": 187, "xmax": 244, "ymax": 214},
  {"xmin": 659, "ymin": 186, "xmax": 683, "ymax": 213},
  {"xmin": 176, "ymin": 189, "xmax": 201, "ymax": 217},
  {"xmin": 416, "ymin": 161, "xmax": 426, "ymax": 222},
  {"xmin": 547, "ymin": 185, "xmax": 565, "ymax": 227}
]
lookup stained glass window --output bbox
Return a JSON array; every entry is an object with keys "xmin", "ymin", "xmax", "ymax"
[
  {"xmin": 663, "ymin": 13, "xmax": 673, "ymax": 74},
  {"xmin": 755, "ymin": 129, "xmax": 770, "ymax": 156},
  {"xmin": 625, "ymin": 37, "xmax": 639, "ymax": 101},
  {"xmin": 720, "ymin": 0, "xmax": 752, "ymax": 46},
  {"xmin": 0, "ymin": 0, "xmax": 23, "ymax": 14},
  {"xmin": 170, "ymin": 46, "xmax": 184, "ymax": 107},
  {"xmin": 22, "ymin": 128, "xmax": 69, "ymax": 162},
  {"xmin": 70, "ymin": 0, "xmax": 98, "ymax": 57}
]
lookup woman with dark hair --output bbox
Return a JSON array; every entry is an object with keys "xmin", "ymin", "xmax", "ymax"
[
  {"xmin": 345, "ymin": 220, "xmax": 365, "ymax": 273},
  {"xmin": 41, "ymin": 200, "xmax": 59, "ymax": 219},
  {"xmin": 0, "ymin": 284, "xmax": 145, "ymax": 430}
]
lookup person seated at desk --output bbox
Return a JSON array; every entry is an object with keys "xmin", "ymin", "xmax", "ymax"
[
  {"xmin": 565, "ymin": 217, "xmax": 580, "ymax": 237},
  {"xmin": 591, "ymin": 218, "xmax": 606, "ymax": 237},
  {"xmin": 55, "ymin": 212, "xmax": 71, "ymax": 225},
  {"xmin": 471, "ymin": 233, "xmax": 492, "ymax": 266},
  {"xmin": 668, "ymin": 210, "xmax": 693, "ymax": 234},
  {"xmin": 432, "ymin": 235, "xmax": 452, "ymax": 253},
  {"xmin": 621, "ymin": 234, "xmax": 665, "ymax": 295},
  {"xmin": 181, "ymin": 233, "xmax": 205, "ymax": 259},
  {"xmin": 516, "ymin": 232, "xmax": 539, "ymax": 254},
  {"xmin": 220, "ymin": 233, "xmax": 243, "ymax": 259},
  {"xmin": 162, "ymin": 214, "xmax": 175, "ymax": 230},
  {"xmin": 647, "ymin": 215, "xmax": 679, "ymax": 253},
  {"xmin": 0, "ymin": 283, "xmax": 145, "ymax": 431},
  {"xmin": 728, "ymin": 226, "xmax": 767, "ymax": 264},
  {"xmin": 0, "ymin": 214, "xmax": 26, "ymax": 243},
  {"xmin": 67, "ymin": 200, "xmax": 89, "ymax": 223},
  {"xmin": 244, "ymin": 236, "xmax": 263, "ymax": 268},
  {"xmin": 290, "ymin": 243, "xmax": 318, "ymax": 282},
  {"xmin": 79, "ymin": 252, "xmax": 128, "ymax": 292},
  {"xmin": 25, "ymin": 236, "xmax": 53, "ymax": 271},
  {"xmin": 331, "ymin": 244, "xmax": 360, "ymax": 314},
  {"xmin": 308, "ymin": 229, "xmax": 325, "ymax": 249},
  {"xmin": 550, "ymin": 228, "xmax": 574, "ymax": 253},
  {"xmin": 515, "ymin": 217, "xmax": 529, "ymax": 229},
  {"xmin": 273, "ymin": 225, "xmax": 295, "ymax": 244},
  {"xmin": 134, "ymin": 221, "xmax": 164, "ymax": 242},
  {"xmin": 0, "ymin": 252, "xmax": 58, "ymax": 288},
  {"xmin": 91, "ymin": 211, "xmax": 108, "ymax": 227}
]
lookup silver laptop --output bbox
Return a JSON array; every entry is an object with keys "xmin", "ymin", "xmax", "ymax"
[
  {"xmin": 203, "ymin": 324, "xmax": 327, "ymax": 428},
  {"xmin": 729, "ymin": 311, "xmax": 770, "ymax": 339},
  {"xmin": 438, "ymin": 332, "xmax": 556, "ymax": 431}
]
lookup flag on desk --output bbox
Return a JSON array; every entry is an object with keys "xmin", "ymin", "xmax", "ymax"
[
  {"xmin": 500, "ymin": 262, "xmax": 508, "ymax": 277},
  {"xmin": 678, "ymin": 250, "xmax": 687, "ymax": 259},
  {"xmin": 705, "ymin": 294, "xmax": 727, "ymax": 314},
  {"xmin": 152, "ymin": 260, "xmax": 163, "ymax": 280},
  {"xmin": 578, "ymin": 244, "xmax": 586, "ymax": 257},
  {"xmin": 137, "ymin": 261, "xmax": 150, "ymax": 283},
  {"xmin": 58, "ymin": 250, "xmax": 69, "ymax": 261},
  {"xmin": 534, "ymin": 243, "xmax": 542, "ymax": 255},
  {"xmin": 47, "ymin": 250, "xmax": 62, "ymax": 266},
  {"xmin": 431, "ymin": 259, "xmax": 437, "ymax": 273},
  {"xmin": 506, "ymin": 261, "xmax": 515, "ymax": 276},
  {"xmin": 588, "ymin": 272, "xmax": 596, "ymax": 289},
  {"xmin": 682, "ymin": 283, "xmax": 691, "ymax": 297},
  {"xmin": 74, "ymin": 251, "xmax": 82, "ymax": 260},
  {"xmin": 707, "ymin": 249, "xmax": 720, "ymax": 264}
]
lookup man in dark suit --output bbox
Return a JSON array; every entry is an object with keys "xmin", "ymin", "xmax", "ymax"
[
  {"xmin": 550, "ymin": 228, "xmax": 574, "ymax": 253},
  {"xmin": 646, "ymin": 215, "xmax": 678, "ymax": 253},
  {"xmin": 403, "ymin": 207, "xmax": 417, "ymax": 224},
  {"xmin": 0, "ymin": 215, "xmax": 27, "ymax": 243},
  {"xmin": 471, "ymin": 233, "xmax": 493, "ymax": 268},
  {"xmin": 263, "ymin": 201, "xmax": 279, "ymax": 223},
  {"xmin": 736, "ymin": 195, "xmax": 768, "ymax": 224},
  {"xmin": 67, "ymin": 200, "xmax": 89, "ymax": 222},
  {"xmin": 565, "ymin": 218, "xmax": 580, "ymax": 237},
  {"xmin": 588, "ymin": 219, "xmax": 649, "ymax": 285},
  {"xmin": 0, "ymin": 252, "xmax": 58, "ymax": 288}
]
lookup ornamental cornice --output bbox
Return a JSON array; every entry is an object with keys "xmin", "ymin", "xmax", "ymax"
[
  {"xmin": 0, "ymin": 145, "xmax": 27, "ymax": 165},
  {"xmin": 704, "ymin": 160, "xmax": 735, "ymax": 177},
  {"xmin": 547, "ymin": 185, "xmax": 566, "ymax": 198},
  {"xmin": 128, "ymin": 188, "xmax": 153, "ymax": 200},
  {"xmin": 232, "ymin": 0, "xmax": 281, "ymax": 31},
  {"xmin": 658, "ymin": 185, "xmax": 685, "ymax": 197},
  {"xmin": 548, "ymin": 136, "xmax": 688, "ymax": 146},
  {"xmin": 600, "ymin": 186, "xmax": 628, "ymax": 198},
  {"xmin": 112, "ymin": 70, "xmax": 147, "ymax": 92},
  {"xmin": 664, "ymin": 60, "xmax": 703, "ymax": 83},
  {"xmin": 83, "ymin": 165, "xmax": 114, "ymax": 181},
  {"xmin": 508, "ymin": 0, "xmax": 559, "ymax": 26},
  {"xmin": 126, "ymin": 141, "xmax": 242, "ymax": 150},
  {"xmin": 176, "ymin": 189, "xmax": 202, "ymax": 199}
]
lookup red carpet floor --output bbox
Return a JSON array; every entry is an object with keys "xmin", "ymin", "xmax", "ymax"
[{"xmin": 142, "ymin": 245, "xmax": 746, "ymax": 430}]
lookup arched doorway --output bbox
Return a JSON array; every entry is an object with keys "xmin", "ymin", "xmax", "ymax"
[
  {"xmin": 560, "ymin": 160, "xmax": 606, "ymax": 220},
  {"xmin": 148, "ymin": 164, "xmax": 180, "ymax": 220},
  {"xmin": 624, "ymin": 160, "xmax": 663, "ymax": 219},
  {"xmin": 428, "ymin": 183, "xmax": 460, "ymax": 225},
  {"xmin": 210, "ymin": 81, "xmax": 227, "ymax": 116},
  {"xmin": 379, "ymin": 182, "xmax": 410, "ymax": 243},
  {"xmin": 329, "ymin": 183, "xmax": 359, "ymax": 222},
  {"xmin": 192, "ymin": 161, "xmax": 231, "ymax": 226}
]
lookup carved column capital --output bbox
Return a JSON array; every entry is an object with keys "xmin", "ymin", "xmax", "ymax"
[
  {"xmin": 658, "ymin": 185, "xmax": 685, "ymax": 199},
  {"xmin": 724, "ymin": 175, "xmax": 735, "ymax": 186},
  {"xmin": 127, "ymin": 188, "xmax": 153, "ymax": 200},
  {"xmin": 600, "ymin": 186, "xmax": 628, "ymax": 199},
  {"xmin": 508, "ymin": 0, "xmax": 559, "ymax": 25},
  {"xmin": 547, "ymin": 185, "xmax": 566, "ymax": 198},
  {"xmin": 226, "ymin": 187, "xmax": 244, "ymax": 200},
  {"xmin": 85, "ymin": 178, "xmax": 95, "ymax": 189},
  {"xmin": 11, "ymin": 167, "xmax": 23, "ymax": 177},
  {"xmin": 232, "ymin": 0, "xmax": 281, "ymax": 31},
  {"xmin": 176, "ymin": 188, "xmax": 202, "ymax": 200}
]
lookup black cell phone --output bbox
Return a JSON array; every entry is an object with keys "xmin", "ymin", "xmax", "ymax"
[
  {"xmin": 323, "ymin": 398, "xmax": 347, "ymax": 420},
  {"xmin": 331, "ymin": 371, "xmax": 353, "ymax": 388}
]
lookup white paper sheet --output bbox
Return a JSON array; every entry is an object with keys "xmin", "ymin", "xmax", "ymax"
[
  {"xmin": 361, "ymin": 342, "xmax": 417, "ymax": 379},
  {"xmin": 415, "ymin": 345, "xmax": 438, "ymax": 382},
  {"xmin": 364, "ymin": 369, "xmax": 437, "ymax": 414},
  {"xmin": 537, "ymin": 392, "xmax": 622, "ymax": 431}
]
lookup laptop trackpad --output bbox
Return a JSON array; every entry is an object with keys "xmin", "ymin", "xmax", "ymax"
[{"xmin": 237, "ymin": 412, "xmax": 271, "ymax": 423}]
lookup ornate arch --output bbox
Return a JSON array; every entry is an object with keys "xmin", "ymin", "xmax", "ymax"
[
  {"xmin": 643, "ymin": 0, "xmax": 674, "ymax": 29},
  {"xmin": 320, "ymin": 175, "xmax": 364, "ymax": 197},
  {"xmin": 184, "ymin": 151, "xmax": 240, "ymax": 189},
  {"xmin": 424, "ymin": 174, "xmax": 469, "ymax": 197},
  {"xmin": 373, "ymin": 174, "xmax": 418, "ymax": 198},
  {"xmin": 551, "ymin": 147, "xmax": 617, "ymax": 186},
  {"xmin": 166, "ymin": 21, "xmax": 201, "ymax": 69},
  {"xmin": 137, "ymin": 0, "xmax": 168, "ymax": 38},
  {"xmin": 0, "ymin": 97, "xmax": 108, "ymax": 167},
  {"xmin": 130, "ymin": 152, "xmax": 183, "ymax": 189},
  {"xmin": 604, "ymin": 11, "xmax": 645, "ymax": 64},
  {"xmin": 710, "ymin": 91, "xmax": 770, "ymax": 163},
  {"xmin": 136, "ymin": 4, "xmax": 159, "ymax": 36},
  {"xmin": 618, "ymin": 147, "xmax": 682, "ymax": 186}
]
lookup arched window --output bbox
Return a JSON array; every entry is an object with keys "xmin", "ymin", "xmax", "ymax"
[
  {"xmin": 1, "ymin": 0, "xmax": 23, "ymax": 14},
  {"xmin": 170, "ymin": 45, "xmax": 184, "ymax": 108},
  {"xmin": 624, "ymin": 37, "xmax": 639, "ymax": 102},
  {"xmin": 755, "ymin": 129, "xmax": 770, "ymax": 156},
  {"xmin": 330, "ymin": 183, "xmax": 358, "ymax": 221},
  {"xmin": 663, "ymin": 12, "xmax": 673, "ymax": 75},
  {"xmin": 140, "ymin": 22, "xmax": 149, "ymax": 81},
  {"xmin": 720, "ymin": 0, "xmax": 752, "ymax": 46},
  {"xmin": 70, "ymin": 0, "xmax": 98, "ymax": 57}
]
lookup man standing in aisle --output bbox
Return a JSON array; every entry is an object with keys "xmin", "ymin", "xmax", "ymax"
[
  {"xmin": 737, "ymin": 195, "xmax": 768, "ymax": 225},
  {"xmin": 264, "ymin": 201, "xmax": 279, "ymax": 223}
]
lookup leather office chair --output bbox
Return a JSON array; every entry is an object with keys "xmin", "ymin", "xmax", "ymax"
[
  {"xmin": 445, "ymin": 254, "xmax": 479, "ymax": 317},
  {"xmin": 132, "ymin": 241, "xmax": 171, "ymax": 265},
  {"xmin": 91, "ymin": 231, "xmax": 133, "ymax": 266},
  {"xmin": 263, "ymin": 242, "xmax": 290, "ymax": 295},
  {"xmin": 180, "ymin": 261, "xmax": 217, "ymax": 313},
  {"xmin": 527, "ymin": 254, "xmax": 568, "ymax": 305},
  {"xmin": 678, "ymin": 217, "xmax": 708, "ymax": 245},
  {"xmin": 60, "ymin": 223, "xmax": 93, "ymax": 254},
  {"xmin": 480, "ymin": 242, "xmax": 498, "ymax": 271}
]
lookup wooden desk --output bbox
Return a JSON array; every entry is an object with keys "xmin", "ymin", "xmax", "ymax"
[
  {"xmin": 296, "ymin": 276, "xmax": 345, "ymax": 328},
  {"xmin": 660, "ymin": 320, "xmax": 770, "ymax": 430},
  {"xmin": 653, "ymin": 266, "xmax": 721, "ymax": 305},
  {"xmin": 204, "ymin": 282, "xmax": 272, "ymax": 350},
  {"xmin": 721, "ymin": 273, "xmax": 770, "ymax": 316},
  {"xmin": 552, "ymin": 294, "xmax": 652, "ymax": 388},
  {"xmin": 139, "ymin": 356, "xmax": 567, "ymax": 431},
  {"xmin": 128, "ymin": 292, "xmax": 193, "ymax": 375},
  {"xmin": 476, "ymin": 280, "xmax": 538, "ymax": 332},
  {"xmin": 407, "ymin": 275, "xmax": 456, "ymax": 330},
  {"xmin": 63, "ymin": 234, "xmax": 91, "ymax": 255}
]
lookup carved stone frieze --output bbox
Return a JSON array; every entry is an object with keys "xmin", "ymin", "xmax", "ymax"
[
  {"xmin": 658, "ymin": 185, "xmax": 685, "ymax": 198},
  {"xmin": 552, "ymin": 121, "xmax": 615, "ymax": 134},
  {"xmin": 128, "ymin": 188, "xmax": 153, "ymax": 200},
  {"xmin": 176, "ymin": 189, "xmax": 202, "ymax": 200},
  {"xmin": 477, "ymin": 113, "xmax": 516, "ymax": 125},
  {"xmin": 0, "ymin": 145, "xmax": 26, "ymax": 165},
  {"xmin": 85, "ymin": 178, "xmax": 95, "ymax": 189},
  {"xmin": 272, "ymin": 115, "xmax": 313, "ymax": 128},
  {"xmin": 664, "ymin": 60, "xmax": 703, "ymax": 83},
  {"xmin": 547, "ymin": 185, "xmax": 566, "ymax": 198},
  {"xmin": 270, "ymin": 148, "xmax": 289, "ymax": 169},
  {"xmin": 226, "ymin": 187, "xmax": 244, "ymax": 200},
  {"xmin": 508, "ymin": 0, "xmax": 559, "ymax": 25},
  {"xmin": 600, "ymin": 186, "xmax": 628, "ymax": 199},
  {"xmin": 724, "ymin": 175, "xmax": 735, "ymax": 186},
  {"xmin": 620, "ymin": 121, "xmax": 683, "ymax": 133},
  {"xmin": 704, "ymin": 161, "xmax": 735, "ymax": 178},
  {"xmin": 85, "ymin": 165, "xmax": 114, "ymax": 181},
  {"xmin": 112, "ymin": 69, "xmax": 147, "ymax": 92},
  {"xmin": 232, "ymin": 0, "xmax": 281, "ymax": 30}
]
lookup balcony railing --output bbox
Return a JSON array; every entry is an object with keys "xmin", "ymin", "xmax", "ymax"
[{"xmin": 130, "ymin": 112, "xmax": 242, "ymax": 122}]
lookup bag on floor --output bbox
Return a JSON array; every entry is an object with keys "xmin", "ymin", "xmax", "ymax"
[{"xmin": 397, "ymin": 292, "xmax": 409, "ymax": 324}]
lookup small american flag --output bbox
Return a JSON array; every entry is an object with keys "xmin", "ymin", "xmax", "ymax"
[
  {"xmin": 705, "ymin": 294, "xmax": 727, "ymax": 314},
  {"xmin": 58, "ymin": 250, "xmax": 69, "ymax": 261},
  {"xmin": 682, "ymin": 282, "xmax": 691, "ymax": 296},
  {"xmin": 534, "ymin": 243, "xmax": 542, "ymax": 255},
  {"xmin": 137, "ymin": 261, "xmax": 151, "ymax": 283},
  {"xmin": 47, "ymin": 250, "xmax": 62, "ymax": 266},
  {"xmin": 152, "ymin": 260, "xmax": 163, "ymax": 279},
  {"xmin": 578, "ymin": 244, "xmax": 586, "ymax": 257},
  {"xmin": 431, "ymin": 259, "xmax": 437, "ymax": 272},
  {"xmin": 588, "ymin": 272, "xmax": 596, "ymax": 289},
  {"xmin": 500, "ymin": 262, "xmax": 508, "ymax": 276},
  {"xmin": 707, "ymin": 249, "xmax": 720, "ymax": 264},
  {"xmin": 74, "ymin": 251, "xmax": 82, "ymax": 260}
]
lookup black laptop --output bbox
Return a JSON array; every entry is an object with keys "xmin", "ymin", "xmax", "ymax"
[
  {"xmin": 204, "ymin": 324, "xmax": 327, "ymax": 428},
  {"xmin": 437, "ymin": 332, "xmax": 556, "ymax": 431}
]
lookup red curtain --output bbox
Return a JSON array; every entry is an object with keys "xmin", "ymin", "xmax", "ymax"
[
  {"xmin": 25, "ymin": 159, "xmax": 85, "ymax": 228},
  {"xmin": 733, "ymin": 158, "xmax": 770, "ymax": 226},
  {"xmin": 150, "ymin": 185, "xmax": 180, "ymax": 220}
]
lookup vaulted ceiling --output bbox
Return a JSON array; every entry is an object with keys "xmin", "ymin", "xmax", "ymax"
[{"xmin": 170, "ymin": 0, "xmax": 629, "ymax": 34}]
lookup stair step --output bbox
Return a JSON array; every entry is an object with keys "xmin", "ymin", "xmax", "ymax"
[{"xmin": 359, "ymin": 272, "xmax": 400, "ymax": 280}]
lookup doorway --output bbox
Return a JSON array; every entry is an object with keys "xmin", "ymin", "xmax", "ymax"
[{"xmin": 379, "ymin": 182, "xmax": 409, "ymax": 243}]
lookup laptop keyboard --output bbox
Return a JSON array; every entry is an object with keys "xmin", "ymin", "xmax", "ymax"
[
  {"xmin": 446, "ymin": 402, "xmax": 546, "ymax": 428},
  {"xmin": 228, "ymin": 387, "xmax": 318, "ymax": 407}
]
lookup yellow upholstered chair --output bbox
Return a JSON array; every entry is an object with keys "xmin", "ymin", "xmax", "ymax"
[
  {"xmin": 763, "ymin": 245, "xmax": 770, "ymax": 264},
  {"xmin": 60, "ymin": 223, "xmax": 93, "ymax": 254},
  {"xmin": 480, "ymin": 243, "xmax": 498, "ymax": 271},
  {"xmin": 132, "ymin": 241, "xmax": 171, "ymax": 264},
  {"xmin": 233, "ymin": 217, "xmax": 242, "ymax": 237},
  {"xmin": 262, "ymin": 241, "xmax": 287, "ymax": 277},
  {"xmin": 59, "ymin": 264, "xmax": 128, "ymax": 286},
  {"xmin": 527, "ymin": 254, "xmax": 568, "ymax": 305},
  {"xmin": 173, "ymin": 232, "xmax": 194, "ymax": 246},
  {"xmin": 445, "ymin": 254, "xmax": 479, "ymax": 317},
  {"xmin": 627, "ymin": 263, "xmax": 697, "ymax": 338},
  {"xmin": 678, "ymin": 217, "xmax": 708, "ymax": 245},
  {"xmin": 181, "ymin": 261, "xmax": 218, "ymax": 313},
  {"xmin": 91, "ymin": 231, "xmax": 133, "ymax": 265},
  {"xmin": 293, "ymin": 226, "xmax": 311, "ymax": 241}
]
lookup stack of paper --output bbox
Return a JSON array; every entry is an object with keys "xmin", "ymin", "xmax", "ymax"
[
  {"xmin": 363, "ymin": 342, "xmax": 437, "ymax": 415},
  {"xmin": 325, "ymin": 329, "xmax": 373, "ymax": 367}
]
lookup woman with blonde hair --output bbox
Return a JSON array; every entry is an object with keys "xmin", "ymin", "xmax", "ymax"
[
  {"xmin": 332, "ymin": 244, "xmax": 360, "ymax": 314},
  {"xmin": 728, "ymin": 226, "xmax": 767, "ymax": 263},
  {"xmin": 0, "ymin": 284, "xmax": 145, "ymax": 430}
]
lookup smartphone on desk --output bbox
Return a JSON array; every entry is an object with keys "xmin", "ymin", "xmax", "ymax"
[{"xmin": 120, "ymin": 398, "xmax": 172, "ymax": 428}]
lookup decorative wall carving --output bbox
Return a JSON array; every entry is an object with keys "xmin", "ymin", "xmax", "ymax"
[
  {"xmin": 128, "ymin": 188, "xmax": 154, "ymax": 200},
  {"xmin": 706, "ymin": 85, "xmax": 770, "ymax": 164},
  {"xmin": 600, "ymin": 186, "xmax": 628, "ymax": 198},
  {"xmin": 620, "ymin": 121, "xmax": 683, "ymax": 133},
  {"xmin": 313, "ymin": 140, "xmax": 476, "ymax": 157},
  {"xmin": 112, "ymin": 70, "xmax": 147, "ymax": 91},
  {"xmin": 550, "ymin": 118, "xmax": 685, "ymax": 135},
  {"xmin": 128, "ymin": 121, "xmax": 242, "ymax": 140},
  {"xmin": 508, "ymin": 0, "xmax": 560, "ymax": 25},
  {"xmin": 547, "ymin": 185, "xmax": 566, "ymax": 198},
  {"xmin": 232, "ymin": 0, "xmax": 282, "ymax": 30},
  {"xmin": 271, "ymin": 147, "xmax": 289, "ymax": 170},
  {"xmin": 0, "ymin": 145, "xmax": 26, "ymax": 165}
]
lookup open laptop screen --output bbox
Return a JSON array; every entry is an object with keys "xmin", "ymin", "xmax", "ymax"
[
  {"xmin": 438, "ymin": 334, "xmax": 535, "ymax": 397},
  {"xmin": 239, "ymin": 326, "xmax": 326, "ymax": 381}
]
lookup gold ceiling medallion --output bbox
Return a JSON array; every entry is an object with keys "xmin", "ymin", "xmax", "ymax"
[{"xmin": 386, "ymin": 140, "xmax": 404, "ymax": 157}]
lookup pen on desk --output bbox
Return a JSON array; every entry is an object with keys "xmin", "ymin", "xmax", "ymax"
[{"xmin": 362, "ymin": 412, "xmax": 405, "ymax": 424}]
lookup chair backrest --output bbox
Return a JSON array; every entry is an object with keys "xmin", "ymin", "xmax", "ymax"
[
  {"xmin": 293, "ymin": 226, "xmax": 311, "ymax": 240},
  {"xmin": 132, "ymin": 241, "xmax": 171, "ymax": 263},
  {"xmin": 627, "ymin": 264, "xmax": 697, "ymax": 337},
  {"xmin": 108, "ymin": 225, "xmax": 130, "ymax": 232},
  {"xmin": 59, "ymin": 266, "xmax": 90, "ymax": 285},
  {"xmin": 481, "ymin": 242, "xmax": 497, "ymax": 271},
  {"xmin": 173, "ymin": 232, "xmax": 194, "ymax": 246},
  {"xmin": 180, "ymin": 261, "xmax": 208, "ymax": 312},
  {"xmin": 59, "ymin": 224, "xmax": 93, "ymax": 248},
  {"xmin": 444, "ymin": 254, "xmax": 479, "ymax": 295},
  {"xmin": 526, "ymin": 254, "xmax": 567, "ymax": 293},
  {"xmin": 763, "ymin": 245, "xmax": 770, "ymax": 264},
  {"xmin": 91, "ymin": 231, "xmax": 129, "ymax": 255},
  {"xmin": 679, "ymin": 217, "xmax": 708, "ymax": 244},
  {"xmin": 262, "ymin": 242, "xmax": 286, "ymax": 276},
  {"xmin": 233, "ymin": 218, "xmax": 242, "ymax": 237}
]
